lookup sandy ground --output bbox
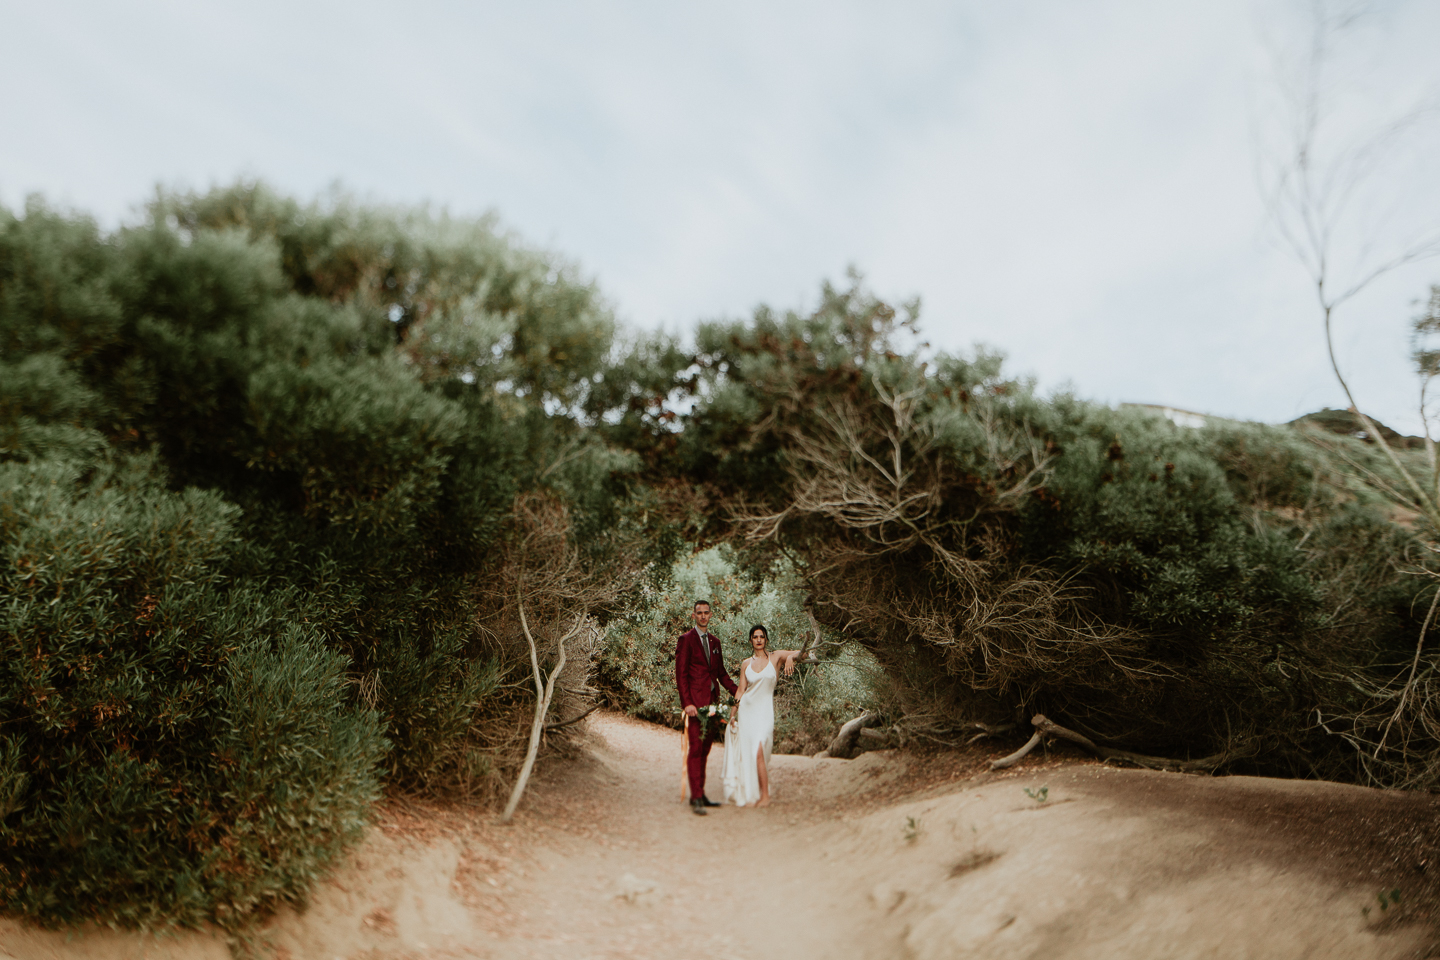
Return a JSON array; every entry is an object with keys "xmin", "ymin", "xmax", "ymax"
[{"xmin": 5, "ymin": 711, "xmax": 1440, "ymax": 960}]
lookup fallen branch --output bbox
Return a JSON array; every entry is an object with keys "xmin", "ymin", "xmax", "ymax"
[
  {"xmin": 826, "ymin": 711, "xmax": 883, "ymax": 759},
  {"xmin": 857, "ymin": 727, "xmax": 898, "ymax": 752},
  {"xmin": 989, "ymin": 731, "xmax": 1042, "ymax": 770},
  {"xmin": 1030, "ymin": 714, "xmax": 1230, "ymax": 773},
  {"xmin": 966, "ymin": 721, "xmax": 1016, "ymax": 745},
  {"xmin": 991, "ymin": 715, "xmax": 1236, "ymax": 773},
  {"xmin": 544, "ymin": 701, "xmax": 603, "ymax": 731}
]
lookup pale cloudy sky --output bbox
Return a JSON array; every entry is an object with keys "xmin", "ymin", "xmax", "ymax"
[{"xmin": 4, "ymin": 1, "xmax": 1439, "ymax": 429}]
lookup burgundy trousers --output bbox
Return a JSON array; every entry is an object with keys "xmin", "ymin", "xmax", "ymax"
[{"xmin": 685, "ymin": 715, "xmax": 716, "ymax": 799}]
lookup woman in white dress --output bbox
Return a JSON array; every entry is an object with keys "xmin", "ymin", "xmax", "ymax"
[{"xmin": 721, "ymin": 624, "xmax": 801, "ymax": 808}]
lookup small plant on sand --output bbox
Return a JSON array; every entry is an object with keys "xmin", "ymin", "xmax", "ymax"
[
  {"xmin": 903, "ymin": 816, "xmax": 922, "ymax": 843},
  {"xmin": 1364, "ymin": 889, "xmax": 1403, "ymax": 920},
  {"xmin": 1024, "ymin": 785, "xmax": 1049, "ymax": 803}
]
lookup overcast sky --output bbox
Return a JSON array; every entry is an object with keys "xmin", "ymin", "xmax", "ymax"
[{"xmin": 5, "ymin": 1, "xmax": 1439, "ymax": 429}]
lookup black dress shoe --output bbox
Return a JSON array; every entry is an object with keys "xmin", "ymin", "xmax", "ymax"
[
  {"xmin": 701, "ymin": 796, "xmax": 722, "ymax": 807},
  {"xmin": 690, "ymin": 799, "xmax": 707, "ymax": 815}
]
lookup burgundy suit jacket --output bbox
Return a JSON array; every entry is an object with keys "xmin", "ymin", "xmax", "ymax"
[{"xmin": 675, "ymin": 627, "xmax": 738, "ymax": 711}]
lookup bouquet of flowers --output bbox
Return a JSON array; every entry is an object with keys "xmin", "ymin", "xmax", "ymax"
[{"xmin": 690, "ymin": 701, "xmax": 731, "ymax": 740}]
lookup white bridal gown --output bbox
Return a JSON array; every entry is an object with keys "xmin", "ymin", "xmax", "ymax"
[{"xmin": 722, "ymin": 658, "xmax": 776, "ymax": 807}]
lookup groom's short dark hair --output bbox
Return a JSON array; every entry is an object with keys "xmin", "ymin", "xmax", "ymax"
[{"xmin": 694, "ymin": 600, "xmax": 711, "ymax": 610}]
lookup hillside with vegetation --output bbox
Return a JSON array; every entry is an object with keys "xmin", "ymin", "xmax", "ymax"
[{"xmin": 2, "ymin": 184, "xmax": 1438, "ymax": 937}]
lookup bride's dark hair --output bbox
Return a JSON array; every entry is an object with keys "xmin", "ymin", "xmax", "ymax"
[{"xmin": 748, "ymin": 624, "xmax": 769, "ymax": 649}]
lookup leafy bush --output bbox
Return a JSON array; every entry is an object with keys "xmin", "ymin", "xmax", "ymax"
[
  {"xmin": 0, "ymin": 185, "xmax": 653, "ymax": 929},
  {"xmin": 0, "ymin": 455, "xmax": 385, "ymax": 930}
]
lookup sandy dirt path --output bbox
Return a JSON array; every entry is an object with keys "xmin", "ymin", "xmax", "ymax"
[
  {"xmin": 452, "ymin": 712, "xmax": 877, "ymax": 960},
  {"xmin": 6, "ymin": 711, "xmax": 1440, "ymax": 960},
  {"xmin": 271, "ymin": 712, "xmax": 1440, "ymax": 960}
]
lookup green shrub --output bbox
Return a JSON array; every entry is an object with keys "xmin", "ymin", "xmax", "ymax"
[
  {"xmin": 0, "ymin": 184, "xmax": 646, "ymax": 929},
  {"xmin": 0, "ymin": 456, "xmax": 386, "ymax": 930}
]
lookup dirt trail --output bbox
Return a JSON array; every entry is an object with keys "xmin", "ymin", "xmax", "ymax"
[{"xmin": 5, "ymin": 711, "xmax": 1440, "ymax": 960}]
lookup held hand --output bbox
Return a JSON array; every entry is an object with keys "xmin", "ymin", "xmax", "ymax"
[{"xmin": 684, "ymin": 705, "xmax": 698, "ymax": 718}]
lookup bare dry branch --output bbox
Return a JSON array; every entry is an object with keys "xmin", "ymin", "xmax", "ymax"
[
  {"xmin": 826, "ymin": 711, "xmax": 883, "ymax": 760},
  {"xmin": 988, "ymin": 731, "xmax": 1042, "ymax": 770},
  {"xmin": 729, "ymin": 381, "xmax": 1164, "ymax": 744},
  {"xmin": 544, "ymin": 701, "xmax": 603, "ymax": 732},
  {"xmin": 1030, "ymin": 714, "xmax": 1233, "ymax": 774},
  {"xmin": 486, "ymin": 491, "xmax": 651, "ymax": 820},
  {"xmin": 500, "ymin": 597, "xmax": 575, "ymax": 823}
]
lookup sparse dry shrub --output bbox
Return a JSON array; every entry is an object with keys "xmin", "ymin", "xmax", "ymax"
[
  {"xmin": 467, "ymin": 492, "xmax": 651, "ymax": 817},
  {"xmin": 688, "ymin": 286, "xmax": 1163, "ymax": 748},
  {"xmin": 740, "ymin": 385, "xmax": 1159, "ymax": 739}
]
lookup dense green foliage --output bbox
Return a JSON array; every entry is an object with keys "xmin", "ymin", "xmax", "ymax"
[
  {"xmin": 0, "ymin": 455, "xmax": 385, "ymax": 928},
  {"xmin": 0, "ymin": 186, "xmax": 654, "ymax": 931},
  {"xmin": 2, "ymin": 185, "xmax": 1436, "ymax": 934}
]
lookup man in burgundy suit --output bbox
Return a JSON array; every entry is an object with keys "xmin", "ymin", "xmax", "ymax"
[{"xmin": 676, "ymin": 600, "xmax": 738, "ymax": 815}]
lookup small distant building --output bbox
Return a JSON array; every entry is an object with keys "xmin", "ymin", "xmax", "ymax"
[
  {"xmin": 1288, "ymin": 408, "xmax": 1424, "ymax": 448},
  {"xmin": 1121, "ymin": 404, "xmax": 1425, "ymax": 446},
  {"xmin": 1121, "ymin": 403, "xmax": 1209, "ymax": 429}
]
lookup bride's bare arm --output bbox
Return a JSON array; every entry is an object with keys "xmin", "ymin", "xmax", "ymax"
[
  {"xmin": 729, "ymin": 660, "xmax": 749, "ymax": 721},
  {"xmin": 770, "ymin": 649, "xmax": 803, "ymax": 676}
]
